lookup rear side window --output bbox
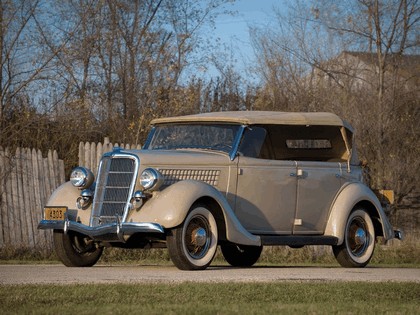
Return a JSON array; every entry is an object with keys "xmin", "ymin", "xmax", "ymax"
[{"xmin": 243, "ymin": 125, "xmax": 349, "ymax": 162}]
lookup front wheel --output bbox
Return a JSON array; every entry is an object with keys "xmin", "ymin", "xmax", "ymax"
[
  {"xmin": 221, "ymin": 243, "xmax": 263, "ymax": 267},
  {"xmin": 332, "ymin": 208, "xmax": 375, "ymax": 268},
  {"xmin": 53, "ymin": 230, "xmax": 103, "ymax": 267},
  {"xmin": 167, "ymin": 204, "xmax": 218, "ymax": 270}
]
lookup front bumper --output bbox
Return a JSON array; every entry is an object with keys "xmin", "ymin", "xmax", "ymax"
[{"xmin": 38, "ymin": 219, "xmax": 165, "ymax": 241}]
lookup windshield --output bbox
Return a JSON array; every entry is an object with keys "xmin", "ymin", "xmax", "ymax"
[{"xmin": 147, "ymin": 124, "xmax": 241, "ymax": 154}]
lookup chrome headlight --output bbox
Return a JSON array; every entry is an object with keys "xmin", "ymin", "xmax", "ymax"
[
  {"xmin": 70, "ymin": 167, "xmax": 94, "ymax": 189},
  {"xmin": 140, "ymin": 168, "xmax": 164, "ymax": 191}
]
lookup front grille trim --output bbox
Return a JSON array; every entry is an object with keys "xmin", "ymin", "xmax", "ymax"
[
  {"xmin": 159, "ymin": 168, "xmax": 220, "ymax": 187},
  {"xmin": 90, "ymin": 153, "xmax": 139, "ymax": 227}
]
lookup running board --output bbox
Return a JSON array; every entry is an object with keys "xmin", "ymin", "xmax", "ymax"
[{"xmin": 260, "ymin": 235, "xmax": 339, "ymax": 246}]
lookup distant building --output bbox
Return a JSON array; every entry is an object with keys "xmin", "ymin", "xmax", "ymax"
[{"xmin": 312, "ymin": 51, "xmax": 420, "ymax": 93}]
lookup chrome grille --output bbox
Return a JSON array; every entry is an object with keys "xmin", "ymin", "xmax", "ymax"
[
  {"xmin": 159, "ymin": 169, "xmax": 220, "ymax": 187},
  {"xmin": 91, "ymin": 155, "xmax": 137, "ymax": 226}
]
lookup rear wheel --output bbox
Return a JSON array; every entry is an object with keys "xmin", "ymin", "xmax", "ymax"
[
  {"xmin": 167, "ymin": 204, "xmax": 218, "ymax": 270},
  {"xmin": 53, "ymin": 230, "xmax": 103, "ymax": 267},
  {"xmin": 332, "ymin": 208, "xmax": 375, "ymax": 268},
  {"xmin": 221, "ymin": 243, "xmax": 262, "ymax": 267}
]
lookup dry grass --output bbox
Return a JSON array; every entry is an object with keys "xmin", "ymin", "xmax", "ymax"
[{"xmin": 1, "ymin": 235, "xmax": 418, "ymax": 267}]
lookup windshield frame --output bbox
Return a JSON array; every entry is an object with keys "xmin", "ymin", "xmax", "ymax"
[{"xmin": 143, "ymin": 123, "xmax": 246, "ymax": 161}]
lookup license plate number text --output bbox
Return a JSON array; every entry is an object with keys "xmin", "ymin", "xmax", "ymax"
[{"xmin": 44, "ymin": 207, "xmax": 67, "ymax": 220}]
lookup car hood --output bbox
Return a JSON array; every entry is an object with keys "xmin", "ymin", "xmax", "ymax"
[{"xmin": 123, "ymin": 148, "xmax": 234, "ymax": 169}]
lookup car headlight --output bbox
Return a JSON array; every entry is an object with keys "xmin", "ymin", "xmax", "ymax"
[
  {"xmin": 70, "ymin": 167, "xmax": 94, "ymax": 189},
  {"xmin": 140, "ymin": 168, "xmax": 164, "ymax": 191}
]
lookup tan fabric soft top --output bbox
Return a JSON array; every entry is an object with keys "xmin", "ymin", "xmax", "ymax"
[{"xmin": 151, "ymin": 111, "xmax": 353, "ymax": 131}]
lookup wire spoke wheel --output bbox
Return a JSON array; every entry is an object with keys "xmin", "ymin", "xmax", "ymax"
[
  {"xmin": 347, "ymin": 217, "xmax": 369, "ymax": 257},
  {"xmin": 333, "ymin": 208, "xmax": 375, "ymax": 268},
  {"xmin": 167, "ymin": 204, "xmax": 218, "ymax": 270},
  {"xmin": 184, "ymin": 216, "xmax": 211, "ymax": 259}
]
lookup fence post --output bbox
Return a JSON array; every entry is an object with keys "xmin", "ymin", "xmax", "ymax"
[
  {"xmin": 22, "ymin": 148, "xmax": 35, "ymax": 248},
  {"xmin": 96, "ymin": 142, "xmax": 103, "ymax": 175},
  {"xmin": 10, "ymin": 148, "xmax": 22, "ymax": 245},
  {"xmin": 0, "ymin": 147, "xmax": 5, "ymax": 246},
  {"xmin": 31, "ymin": 149, "xmax": 42, "ymax": 248},
  {"xmin": 36, "ymin": 149, "xmax": 52, "ymax": 250}
]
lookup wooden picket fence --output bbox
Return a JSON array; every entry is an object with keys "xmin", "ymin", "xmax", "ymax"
[
  {"xmin": 0, "ymin": 138, "xmax": 140, "ymax": 253},
  {"xmin": 0, "ymin": 147, "xmax": 65, "ymax": 251},
  {"xmin": 78, "ymin": 137, "xmax": 141, "ymax": 174}
]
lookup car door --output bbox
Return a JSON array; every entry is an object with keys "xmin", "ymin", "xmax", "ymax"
[
  {"xmin": 234, "ymin": 157, "xmax": 297, "ymax": 234},
  {"xmin": 293, "ymin": 161, "xmax": 343, "ymax": 234}
]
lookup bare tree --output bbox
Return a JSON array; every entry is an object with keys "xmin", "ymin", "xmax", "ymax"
[
  {"xmin": 0, "ymin": 0, "xmax": 85, "ymax": 151},
  {"xmin": 0, "ymin": 0, "xmax": 42, "ymax": 132},
  {"xmin": 0, "ymin": 0, "xmax": 237, "ymax": 148}
]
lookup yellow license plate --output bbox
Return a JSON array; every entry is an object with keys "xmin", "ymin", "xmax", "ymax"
[{"xmin": 44, "ymin": 207, "xmax": 67, "ymax": 220}]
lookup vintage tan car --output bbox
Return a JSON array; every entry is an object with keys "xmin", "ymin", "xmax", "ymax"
[{"xmin": 38, "ymin": 111, "xmax": 402, "ymax": 270}]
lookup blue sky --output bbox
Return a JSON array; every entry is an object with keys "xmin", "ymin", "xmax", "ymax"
[
  {"xmin": 215, "ymin": 0, "xmax": 280, "ymax": 46},
  {"xmin": 209, "ymin": 0, "xmax": 283, "ymax": 77}
]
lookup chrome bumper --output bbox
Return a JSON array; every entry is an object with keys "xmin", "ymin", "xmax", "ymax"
[{"xmin": 38, "ymin": 219, "xmax": 165, "ymax": 241}]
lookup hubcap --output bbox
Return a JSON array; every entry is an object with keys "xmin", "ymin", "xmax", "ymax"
[
  {"xmin": 185, "ymin": 215, "xmax": 211, "ymax": 259},
  {"xmin": 348, "ymin": 217, "xmax": 369, "ymax": 257},
  {"xmin": 354, "ymin": 228, "xmax": 367, "ymax": 246},
  {"xmin": 192, "ymin": 227, "xmax": 207, "ymax": 247}
]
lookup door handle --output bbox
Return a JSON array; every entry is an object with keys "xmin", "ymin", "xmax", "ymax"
[{"xmin": 291, "ymin": 169, "xmax": 304, "ymax": 177}]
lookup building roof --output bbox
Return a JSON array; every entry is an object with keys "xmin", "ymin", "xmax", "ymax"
[
  {"xmin": 151, "ymin": 111, "xmax": 353, "ymax": 130},
  {"xmin": 341, "ymin": 51, "xmax": 420, "ymax": 76}
]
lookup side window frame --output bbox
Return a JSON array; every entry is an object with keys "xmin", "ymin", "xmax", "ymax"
[{"xmin": 238, "ymin": 126, "xmax": 271, "ymax": 159}]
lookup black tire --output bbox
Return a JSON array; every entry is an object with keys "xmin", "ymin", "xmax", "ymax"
[
  {"xmin": 221, "ymin": 243, "xmax": 262, "ymax": 267},
  {"xmin": 167, "ymin": 204, "xmax": 218, "ymax": 270},
  {"xmin": 332, "ymin": 208, "xmax": 375, "ymax": 268},
  {"xmin": 53, "ymin": 230, "xmax": 103, "ymax": 267}
]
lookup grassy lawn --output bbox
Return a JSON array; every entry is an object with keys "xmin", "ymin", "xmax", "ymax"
[
  {"xmin": 1, "ymin": 239, "xmax": 419, "ymax": 314},
  {"xmin": 1, "ymin": 282, "xmax": 419, "ymax": 314}
]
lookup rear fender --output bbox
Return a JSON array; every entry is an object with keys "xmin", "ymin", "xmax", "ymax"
[{"xmin": 325, "ymin": 182, "xmax": 394, "ymax": 244}]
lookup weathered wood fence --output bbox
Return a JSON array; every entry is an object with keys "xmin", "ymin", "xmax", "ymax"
[
  {"xmin": 78, "ymin": 137, "xmax": 141, "ymax": 175},
  {"xmin": 0, "ymin": 147, "xmax": 65, "ymax": 251},
  {"xmin": 0, "ymin": 138, "xmax": 141, "ymax": 252}
]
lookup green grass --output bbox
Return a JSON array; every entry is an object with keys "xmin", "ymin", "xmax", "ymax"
[
  {"xmin": 1, "ymin": 239, "xmax": 419, "ymax": 313},
  {"xmin": 0, "ymin": 282, "xmax": 419, "ymax": 314}
]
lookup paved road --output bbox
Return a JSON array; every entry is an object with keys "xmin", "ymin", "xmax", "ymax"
[{"xmin": 1, "ymin": 265, "xmax": 419, "ymax": 285}]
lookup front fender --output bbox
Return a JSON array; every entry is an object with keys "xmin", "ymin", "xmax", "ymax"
[
  {"xmin": 44, "ymin": 181, "xmax": 91, "ymax": 225},
  {"xmin": 324, "ymin": 182, "xmax": 394, "ymax": 244},
  {"xmin": 46, "ymin": 181, "xmax": 79, "ymax": 208},
  {"xmin": 133, "ymin": 180, "xmax": 261, "ymax": 246}
]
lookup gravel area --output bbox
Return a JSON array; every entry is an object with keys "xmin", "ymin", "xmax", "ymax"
[{"xmin": 1, "ymin": 265, "xmax": 419, "ymax": 285}]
